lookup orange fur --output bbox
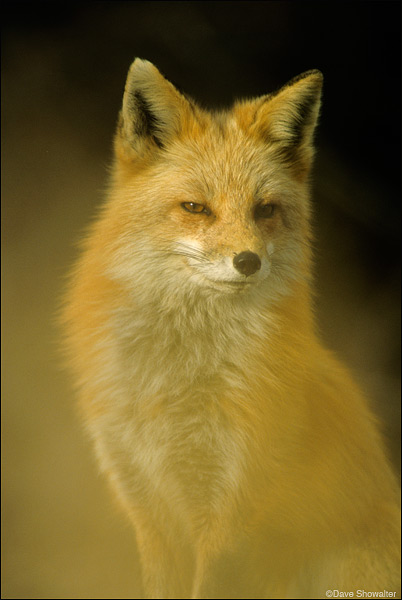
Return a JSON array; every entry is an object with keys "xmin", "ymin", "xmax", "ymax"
[{"xmin": 62, "ymin": 59, "xmax": 400, "ymax": 599}]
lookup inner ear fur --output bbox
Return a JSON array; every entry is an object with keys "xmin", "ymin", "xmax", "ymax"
[
  {"xmin": 116, "ymin": 58, "xmax": 194, "ymax": 161},
  {"xmin": 250, "ymin": 70, "xmax": 323, "ymax": 152}
]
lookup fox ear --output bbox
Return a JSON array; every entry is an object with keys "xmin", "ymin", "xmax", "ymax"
[
  {"xmin": 116, "ymin": 58, "xmax": 191, "ymax": 160},
  {"xmin": 253, "ymin": 70, "xmax": 323, "ymax": 163}
]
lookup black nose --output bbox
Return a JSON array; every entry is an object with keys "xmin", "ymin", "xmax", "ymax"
[{"xmin": 233, "ymin": 251, "xmax": 261, "ymax": 276}]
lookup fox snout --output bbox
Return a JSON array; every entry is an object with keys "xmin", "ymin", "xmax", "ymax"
[{"xmin": 233, "ymin": 251, "xmax": 262, "ymax": 277}]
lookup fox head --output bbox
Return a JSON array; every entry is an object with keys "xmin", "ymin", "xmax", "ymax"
[{"xmin": 108, "ymin": 59, "xmax": 322, "ymax": 306}]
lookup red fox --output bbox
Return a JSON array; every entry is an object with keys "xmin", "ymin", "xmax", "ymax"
[{"xmin": 62, "ymin": 59, "xmax": 401, "ymax": 599}]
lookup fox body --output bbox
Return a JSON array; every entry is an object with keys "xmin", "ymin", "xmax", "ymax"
[{"xmin": 63, "ymin": 60, "xmax": 401, "ymax": 598}]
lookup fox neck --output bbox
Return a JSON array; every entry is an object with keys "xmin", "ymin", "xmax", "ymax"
[{"xmin": 113, "ymin": 275, "xmax": 315, "ymax": 397}]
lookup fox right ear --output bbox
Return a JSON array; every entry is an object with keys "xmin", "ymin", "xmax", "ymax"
[
  {"xmin": 116, "ymin": 59, "xmax": 191, "ymax": 161},
  {"xmin": 249, "ymin": 70, "xmax": 323, "ymax": 175}
]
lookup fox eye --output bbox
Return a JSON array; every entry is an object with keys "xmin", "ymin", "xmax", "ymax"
[
  {"xmin": 255, "ymin": 203, "xmax": 276, "ymax": 219},
  {"xmin": 181, "ymin": 202, "xmax": 210, "ymax": 215}
]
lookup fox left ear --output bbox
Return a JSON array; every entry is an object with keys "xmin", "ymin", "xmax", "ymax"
[
  {"xmin": 115, "ymin": 58, "xmax": 193, "ymax": 161},
  {"xmin": 253, "ymin": 70, "xmax": 323, "ymax": 159}
]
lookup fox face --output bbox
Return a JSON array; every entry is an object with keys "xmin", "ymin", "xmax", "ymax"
[{"xmin": 107, "ymin": 60, "xmax": 322, "ymax": 304}]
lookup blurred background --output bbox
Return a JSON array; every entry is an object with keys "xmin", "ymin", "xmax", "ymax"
[{"xmin": 2, "ymin": 1, "xmax": 400, "ymax": 598}]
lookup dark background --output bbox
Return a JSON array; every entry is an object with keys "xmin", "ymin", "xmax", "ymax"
[{"xmin": 2, "ymin": 2, "xmax": 400, "ymax": 598}]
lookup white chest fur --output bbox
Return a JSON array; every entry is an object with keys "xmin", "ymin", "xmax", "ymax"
[{"xmin": 88, "ymin": 300, "xmax": 265, "ymax": 528}]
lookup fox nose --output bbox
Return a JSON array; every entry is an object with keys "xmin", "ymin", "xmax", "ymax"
[{"xmin": 233, "ymin": 251, "xmax": 261, "ymax": 276}]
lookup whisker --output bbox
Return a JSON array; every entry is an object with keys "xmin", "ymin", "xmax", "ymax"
[
  {"xmin": 172, "ymin": 242, "xmax": 211, "ymax": 263},
  {"xmin": 170, "ymin": 249, "xmax": 210, "ymax": 264},
  {"xmin": 175, "ymin": 241, "xmax": 209, "ymax": 255}
]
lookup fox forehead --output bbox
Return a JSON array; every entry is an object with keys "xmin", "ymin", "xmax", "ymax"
[{"xmin": 158, "ymin": 116, "xmax": 295, "ymax": 210}]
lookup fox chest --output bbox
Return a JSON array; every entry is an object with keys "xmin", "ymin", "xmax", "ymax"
[
  {"xmin": 110, "ymin": 392, "xmax": 246, "ymax": 514},
  {"xmin": 100, "ymin": 317, "xmax": 257, "ymax": 516}
]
